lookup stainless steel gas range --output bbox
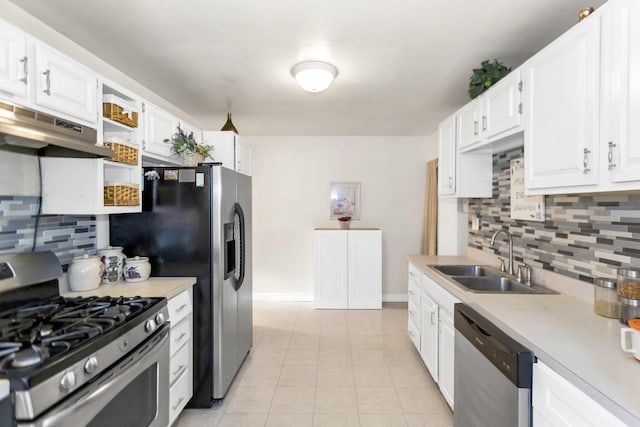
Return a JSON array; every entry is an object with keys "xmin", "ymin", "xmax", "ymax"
[{"xmin": 0, "ymin": 251, "xmax": 170, "ymax": 427}]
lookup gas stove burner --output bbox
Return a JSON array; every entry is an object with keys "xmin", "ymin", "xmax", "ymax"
[{"xmin": 11, "ymin": 346, "xmax": 45, "ymax": 369}]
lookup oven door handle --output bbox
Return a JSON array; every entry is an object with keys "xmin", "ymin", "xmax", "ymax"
[{"xmin": 23, "ymin": 325, "xmax": 170, "ymax": 427}]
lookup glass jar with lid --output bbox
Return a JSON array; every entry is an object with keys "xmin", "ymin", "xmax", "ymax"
[
  {"xmin": 594, "ymin": 277, "xmax": 619, "ymax": 318},
  {"xmin": 618, "ymin": 268, "xmax": 640, "ymax": 324}
]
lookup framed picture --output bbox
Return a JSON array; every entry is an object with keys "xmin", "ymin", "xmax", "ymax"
[{"xmin": 330, "ymin": 182, "xmax": 361, "ymax": 220}]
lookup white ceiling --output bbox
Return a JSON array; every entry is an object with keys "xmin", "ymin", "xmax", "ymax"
[{"xmin": 9, "ymin": 0, "xmax": 606, "ymax": 136}]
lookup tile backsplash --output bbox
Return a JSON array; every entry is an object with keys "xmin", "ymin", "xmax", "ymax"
[
  {"xmin": 0, "ymin": 196, "xmax": 96, "ymax": 266},
  {"xmin": 468, "ymin": 147, "xmax": 640, "ymax": 283}
]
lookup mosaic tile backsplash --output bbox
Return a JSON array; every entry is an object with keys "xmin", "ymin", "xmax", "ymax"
[
  {"xmin": 0, "ymin": 196, "xmax": 96, "ymax": 266},
  {"xmin": 468, "ymin": 147, "xmax": 640, "ymax": 283}
]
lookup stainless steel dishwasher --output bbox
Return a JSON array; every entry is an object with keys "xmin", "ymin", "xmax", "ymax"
[{"xmin": 454, "ymin": 304, "xmax": 533, "ymax": 427}]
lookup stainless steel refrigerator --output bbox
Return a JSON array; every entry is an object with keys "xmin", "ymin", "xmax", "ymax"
[{"xmin": 109, "ymin": 163, "xmax": 252, "ymax": 407}]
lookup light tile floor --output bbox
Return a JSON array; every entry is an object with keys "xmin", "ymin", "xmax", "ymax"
[{"xmin": 175, "ymin": 302, "xmax": 453, "ymax": 427}]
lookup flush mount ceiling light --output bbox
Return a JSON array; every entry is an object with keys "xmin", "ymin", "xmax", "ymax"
[{"xmin": 290, "ymin": 61, "xmax": 339, "ymax": 93}]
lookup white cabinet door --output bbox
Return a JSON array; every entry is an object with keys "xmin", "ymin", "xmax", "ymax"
[
  {"xmin": 314, "ymin": 231, "xmax": 348, "ymax": 309},
  {"xmin": 438, "ymin": 309, "xmax": 455, "ymax": 409},
  {"xmin": 0, "ymin": 21, "xmax": 28, "ymax": 99},
  {"xmin": 34, "ymin": 43, "xmax": 97, "ymax": 124},
  {"xmin": 601, "ymin": 0, "xmax": 640, "ymax": 184},
  {"xmin": 456, "ymin": 98, "xmax": 482, "ymax": 151},
  {"xmin": 483, "ymin": 70, "xmax": 522, "ymax": 142},
  {"xmin": 142, "ymin": 102, "xmax": 178, "ymax": 158},
  {"xmin": 438, "ymin": 114, "xmax": 456, "ymax": 195},
  {"xmin": 235, "ymin": 135, "xmax": 252, "ymax": 176},
  {"xmin": 180, "ymin": 121, "xmax": 202, "ymax": 144},
  {"xmin": 420, "ymin": 291, "xmax": 439, "ymax": 382},
  {"xmin": 532, "ymin": 360, "xmax": 626, "ymax": 427},
  {"xmin": 347, "ymin": 230, "xmax": 381, "ymax": 309},
  {"xmin": 524, "ymin": 13, "xmax": 600, "ymax": 191},
  {"xmin": 202, "ymin": 130, "xmax": 234, "ymax": 167}
]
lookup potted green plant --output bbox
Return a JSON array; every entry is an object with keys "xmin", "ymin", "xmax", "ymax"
[
  {"xmin": 170, "ymin": 126, "xmax": 214, "ymax": 166},
  {"xmin": 468, "ymin": 59, "xmax": 511, "ymax": 99}
]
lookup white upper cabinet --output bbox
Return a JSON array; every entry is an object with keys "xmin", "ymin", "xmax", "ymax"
[
  {"xmin": 438, "ymin": 114, "xmax": 456, "ymax": 196},
  {"xmin": 0, "ymin": 21, "xmax": 28, "ymax": 99},
  {"xmin": 483, "ymin": 70, "xmax": 522, "ymax": 142},
  {"xmin": 456, "ymin": 98, "xmax": 482, "ymax": 151},
  {"xmin": 601, "ymin": 0, "xmax": 640, "ymax": 184},
  {"xmin": 202, "ymin": 130, "xmax": 252, "ymax": 176},
  {"xmin": 33, "ymin": 42, "xmax": 98, "ymax": 125},
  {"xmin": 142, "ymin": 101, "xmax": 179, "ymax": 161},
  {"xmin": 524, "ymin": 12, "xmax": 601, "ymax": 192}
]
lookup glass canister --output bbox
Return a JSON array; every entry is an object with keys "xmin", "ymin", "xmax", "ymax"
[
  {"xmin": 594, "ymin": 278, "xmax": 619, "ymax": 318},
  {"xmin": 618, "ymin": 268, "xmax": 640, "ymax": 324}
]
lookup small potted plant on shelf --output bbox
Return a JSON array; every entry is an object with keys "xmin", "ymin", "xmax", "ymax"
[
  {"xmin": 170, "ymin": 125, "xmax": 214, "ymax": 166},
  {"xmin": 338, "ymin": 216, "xmax": 351, "ymax": 230},
  {"xmin": 468, "ymin": 59, "xmax": 511, "ymax": 99}
]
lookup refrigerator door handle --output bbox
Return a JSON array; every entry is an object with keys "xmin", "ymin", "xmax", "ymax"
[{"xmin": 233, "ymin": 202, "xmax": 245, "ymax": 291}]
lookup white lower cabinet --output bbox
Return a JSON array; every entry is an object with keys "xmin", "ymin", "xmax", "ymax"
[
  {"xmin": 167, "ymin": 289, "xmax": 193, "ymax": 426},
  {"xmin": 314, "ymin": 229, "xmax": 381, "ymax": 309},
  {"xmin": 406, "ymin": 264, "xmax": 459, "ymax": 409},
  {"xmin": 532, "ymin": 359, "xmax": 626, "ymax": 427}
]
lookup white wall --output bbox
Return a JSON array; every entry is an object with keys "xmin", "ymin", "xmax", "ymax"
[{"xmin": 251, "ymin": 136, "xmax": 430, "ymax": 300}]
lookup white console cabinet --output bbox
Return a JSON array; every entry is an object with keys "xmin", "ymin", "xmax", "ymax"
[{"xmin": 314, "ymin": 229, "xmax": 381, "ymax": 309}]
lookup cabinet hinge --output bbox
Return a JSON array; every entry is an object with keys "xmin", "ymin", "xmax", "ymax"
[
  {"xmin": 141, "ymin": 102, "xmax": 146, "ymax": 113},
  {"xmin": 142, "ymin": 141, "xmax": 146, "ymax": 150},
  {"xmin": 518, "ymin": 81, "xmax": 523, "ymax": 92},
  {"xmin": 518, "ymin": 103, "xmax": 523, "ymax": 114}
]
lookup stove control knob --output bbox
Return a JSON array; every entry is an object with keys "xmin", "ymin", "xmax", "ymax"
[
  {"xmin": 60, "ymin": 371, "xmax": 76, "ymax": 391},
  {"xmin": 155, "ymin": 313, "xmax": 165, "ymax": 326},
  {"xmin": 145, "ymin": 319, "xmax": 157, "ymax": 333},
  {"xmin": 84, "ymin": 357, "xmax": 99, "ymax": 375}
]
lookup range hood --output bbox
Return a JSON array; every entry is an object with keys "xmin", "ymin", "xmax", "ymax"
[{"xmin": 0, "ymin": 100, "xmax": 113, "ymax": 158}]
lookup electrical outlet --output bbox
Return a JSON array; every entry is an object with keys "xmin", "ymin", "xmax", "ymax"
[{"xmin": 471, "ymin": 216, "xmax": 480, "ymax": 231}]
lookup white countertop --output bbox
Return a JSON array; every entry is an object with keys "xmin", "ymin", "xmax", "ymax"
[
  {"xmin": 62, "ymin": 277, "xmax": 196, "ymax": 300},
  {"xmin": 408, "ymin": 255, "xmax": 640, "ymax": 426}
]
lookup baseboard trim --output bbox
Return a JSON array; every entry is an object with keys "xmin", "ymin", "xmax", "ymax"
[
  {"xmin": 253, "ymin": 293, "xmax": 408, "ymax": 303},
  {"xmin": 253, "ymin": 292, "xmax": 314, "ymax": 302},
  {"xmin": 382, "ymin": 294, "xmax": 408, "ymax": 302}
]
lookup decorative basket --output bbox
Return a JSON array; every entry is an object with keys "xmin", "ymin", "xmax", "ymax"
[
  {"xmin": 182, "ymin": 152, "xmax": 205, "ymax": 166},
  {"xmin": 103, "ymin": 95, "xmax": 138, "ymax": 128},
  {"xmin": 104, "ymin": 142, "xmax": 138, "ymax": 165},
  {"xmin": 104, "ymin": 183, "xmax": 140, "ymax": 206}
]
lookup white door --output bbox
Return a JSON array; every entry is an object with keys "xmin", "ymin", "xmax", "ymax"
[
  {"xmin": 347, "ymin": 230, "xmax": 381, "ymax": 309},
  {"xmin": 524, "ymin": 13, "xmax": 600, "ymax": 191},
  {"xmin": 457, "ymin": 98, "xmax": 482, "ymax": 151},
  {"xmin": 420, "ymin": 292, "xmax": 439, "ymax": 382},
  {"xmin": 601, "ymin": 0, "xmax": 640, "ymax": 183},
  {"xmin": 483, "ymin": 71, "xmax": 522, "ymax": 142},
  {"xmin": 0, "ymin": 21, "xmax": 28, "ymax": 99},
  {"xmin": 34, "ymin": 43, "xmax": 97, "ymax": 124},
  {"xmin": 142, "ymin": 102, "xmax": 178, "ymax": 158},
  {"xmin": 235, "ymin": 135, "xmax": 252, "ymax": 176},
  {"xmin": 314, "ymin": 230, "xmax": 348, "ymax": 309},
  {"xmin": 438, "ymin": 309, "xmax": 455, "ymax": 409},
  {"xmin": 438, "ymin": 114, "xmax": 456, "ymax": 195}
]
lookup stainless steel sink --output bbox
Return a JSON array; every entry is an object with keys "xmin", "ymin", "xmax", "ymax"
[
  {"xmin": 452, "ymin": 276, "xmax": 555, "ymax": 294},
  {"xmin": 432, "ymin": 265, "xmax": 500, "ymax": 277},
  {"xmin": 429, "ymin": 264, "xmax": 557, "ymax": 294}
]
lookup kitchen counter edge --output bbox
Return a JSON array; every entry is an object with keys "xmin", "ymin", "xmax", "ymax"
[{"xmin": 62, "ymin": 277, "xmax": 196, "ymax": 300}]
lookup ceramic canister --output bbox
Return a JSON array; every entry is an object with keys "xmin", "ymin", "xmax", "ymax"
[
  {"xmin": 98, "ymin": 246, "xmax": 126, "ymax": 284},
  {"xmin": 123, "ymin": 256, "xmax": 151, "ymax": 283},
  {"xmin": 68, "ymin": 254, "xmax": 104, "ymax": 291}
]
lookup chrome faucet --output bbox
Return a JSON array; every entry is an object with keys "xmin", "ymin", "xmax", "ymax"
[{"xmin": 490, "ymin": 230, "xmax": 514, "ymax": 276}]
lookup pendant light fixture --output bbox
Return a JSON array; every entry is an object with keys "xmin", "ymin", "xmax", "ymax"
[{"xmin": 290, "ymin": 61, "xmax": 339, "ymax": 93}]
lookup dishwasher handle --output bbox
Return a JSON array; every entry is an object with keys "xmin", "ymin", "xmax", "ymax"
[{"xmin": 454, "ymin": 303, "xmax": 533, "ymax": 388}]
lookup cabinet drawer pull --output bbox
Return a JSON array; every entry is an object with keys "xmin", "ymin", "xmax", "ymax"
[
  {"xmin": 172, "ymin": 364, "xmax": 186, "ymax": 378},
  {"xmin": 19, "ymin": 56, "xmax": 28, "ymax": 84},
  {"xmin": 175, "ymin": 332, "xmax": 187, "ymax": 343},
  {"xmin": 583, "ymin": 148, "xmax": 591, "ymax": 174},
  {"xmin": 43, "ymin": 69, "xmax": 51, "ymax": 95},
  {"xmin": 608, "ymin": 141, "xmax": 617, "ymax": 170},
  {"xmin": 171, "ymin": 397, "xmax": 185, "ymax": 411},
  {"xmin": 175, "ymin": 303, "xmax": 188, "ymax": 312}
]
